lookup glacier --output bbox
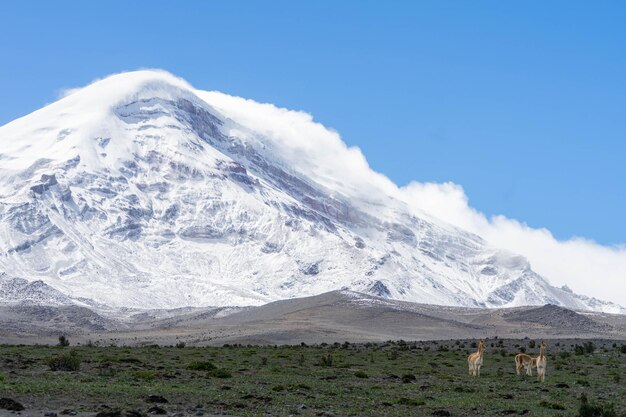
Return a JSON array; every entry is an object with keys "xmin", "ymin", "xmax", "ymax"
[{"xmin": 0, "ymin": 70, "xmax": 622, "ymax": 313}]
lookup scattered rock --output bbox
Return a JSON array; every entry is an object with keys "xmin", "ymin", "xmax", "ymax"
[
  {"xmin": 60, "ymin": 410, "xmax": 77, "ymax": 416},
  {"xmin": 147, "ymin": 405, "xmax": 167, "ymax": 415},
  {"xmin": 125, "ymin": 411, "xmax": 147, "ymax": 417},
  {"xmin": 0, "ymin": 398, "xmax": 25, "ymax": 411},
  {"xmin": 146, "ymin": 395, "xmax": 168, "ymax": 403},
  {"xmin": 45, "ymin": 413, "xmax": 58, "ymax": 417},
  {"xmin": 96, "ymin": 411, "xmax": 122, "ymax": 417},
  {"xmin": 95, "ymin": 411, "xmax": 122, "ymax": 417},
  {"xmin": 301, "ymin": 263, "xmax": 319, "ymax": 276}
]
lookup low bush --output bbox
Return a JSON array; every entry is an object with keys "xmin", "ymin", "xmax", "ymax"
[
  {"xmin": 318, "ymin": 353, "xmax": 333, "ymax": 367},
  {"xmin": 397, "ymin": 397, "xmax": 425, "ymax": 406},
  {"xmin": 401, "ymin": 373, "xmax": 416, "ymax": 383},
  {"xmin": 208, "ymin": 368, "xmax": 232, "ymax": 378},
  {"xmin": 187, "ymin": 361, "xmax": 217, "ymax": 371},
  {"xmin": 539, "ymin": 400, "xmax": 565, "ymax": 410},
  {"xmin": 578, "ymin": 393, "xmax": 617, "ymax": 417},
  {"xmin": 47, "ymin": 350, "xmax": 81, "ymax": 371},
  {"xmin": 131, "ymin": 370, "xmax": 156, "ymax": 380},
  {"xmin": 354, "ymin": 370, "xmax": 368, "ymax": 379},
  {"xmin": 57, "ymin": 335, "xmax": 70, "ymax": 347}
]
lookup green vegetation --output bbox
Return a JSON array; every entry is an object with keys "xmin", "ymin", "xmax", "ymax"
[
  {"xmin": 46, "ymin": 349, "xmax": 81, "ymax": 371},
  {"xmin": 57, "ymin": 335, "xmax": 70, "ymax": 347},
  {"xmin": 186, "ymin": 360, "xmax": 217, "ymax": 371},
  {"xmin": 0, "ymin": 339, "xmax": 624, "ymax": 416}
]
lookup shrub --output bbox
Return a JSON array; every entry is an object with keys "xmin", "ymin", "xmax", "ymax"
[
  {"xmin": 397, "ymin": 397, "xmax": 425, "ymax": 406},
  {"xmin": 131, "ymin": 370, "xmax": 156, "ymax": 380},
  {"xmin": 528, "ymin": 340, "xmax": 536, "ymax": 349},
  {"xmin": 318, "ymin": 354, "xmax": 333, "ymax": 367},
  {"xmin": 208, "ymin": 368, "xmax": 232, "ymax": 378},
  {"xmin": 401, "ymin": 373, "xmax": 416, "ymax": 383},
  {"xmin": 58, "ymin": 335, "xmax": 70, "ymax": 347},
  {"xmin": 47, "ymin": 350, "xmax": 81, "ymax": 371},
  {"xmin": 559, "ymin": 351, "xmax": 571, "ymax": 359},
  {"xmin": 354, "ymin": 370, "xmax": 368, "ymax": 379},
  {"xmin": 578, "ymin": 393, "xmax": 617, "ymax": 417},
  {"xmin": 620, "ymin": 344, "xmax": 626, "ymax": 354},
  {"xmin": 0, "ymin": 372, "xmax": 5, "ymax": 382},
  {"xmin": 97, "ymin": 361, "xmax": 116, "ymax": 377},
  {"xmin": 583, "ymin": 341, "xmax": 596, "ymax": 354},
  {"xmin": 539, "ymin": 400, "xmax": 565, "ymax": 410},
  {"xmin": 187, "ymin": 361, "xmax": 217, "ymax": 371},
  {"xmin": 175, "ymin": 341, "xmax": 186, "ymax": 348}
]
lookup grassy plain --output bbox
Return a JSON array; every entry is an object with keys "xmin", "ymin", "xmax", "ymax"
[{"xmin": 0, "ymin": 339, "xmax": 624, "ymax": 416}]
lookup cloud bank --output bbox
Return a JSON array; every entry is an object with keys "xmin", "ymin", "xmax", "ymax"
[
  {"xmin": 401, "ymin": 182, "xmax": 626, "ymax": 307},
  {"xmin": 198, "ymin": 88, "xmax": 626, "ymax": 307}
]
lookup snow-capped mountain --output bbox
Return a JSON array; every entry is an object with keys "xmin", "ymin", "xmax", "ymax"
[{"xmin": 0, "ymin": 70, "xmax": 622, "ymax": 313}]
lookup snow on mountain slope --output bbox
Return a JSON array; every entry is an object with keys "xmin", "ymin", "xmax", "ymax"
[{"xmin": 0, "ymin": 70, "xmax": 622, "ymax": 313}]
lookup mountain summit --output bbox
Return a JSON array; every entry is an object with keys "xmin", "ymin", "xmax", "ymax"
[{"xmin": 0, "ymin": 70, "xmax": 621, "ymax": 312}]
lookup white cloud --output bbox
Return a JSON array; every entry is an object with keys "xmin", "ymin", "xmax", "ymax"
[
  {"xmin": 400, "ymin": 181, "xmax": 626, "ymax": 306},
  {"xmin": 196, "ymin": 87, "xmax": 626, "ymax": 307},
  {"xmin": 197, "ymin": 91, "xmax": 398, "ymax": 203}
]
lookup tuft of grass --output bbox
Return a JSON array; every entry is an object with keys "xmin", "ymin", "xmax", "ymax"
[
  {"xmin": 354, "ymin": 370, "xmax": 368, "ymax": 379},
  {"xmin": 187, "ymin": 361, "xmax": 217, "ymax": 371},
  {"xmin": 578, "ymin": 393, "xmax": 617, "ymax": 417},
  {"xmin": 130, "ymin": 370, "xmax": 156, "ymax": 380},
  {"xmin": 207, "ymin": 368, "xmax": 232, "ymax": 378},
  {"xmin": 397, "ymin": 397, "xmax": 425, "ymax": 406},
  {"xmin": 47, "ymin": 350, "xmax": 81, "ymax": 371},
  {"xmin": 401, "ymin": 373, "xmax": 416, "ymax": 383},
  {"xmin": 539, "ymin": 400, "xmax": 565, "ymax": 410}
]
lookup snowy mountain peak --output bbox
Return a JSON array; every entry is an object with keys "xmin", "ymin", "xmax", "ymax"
[{"xmin": 0, "ymin": 70, "xmax": 623, "ymax": 314}]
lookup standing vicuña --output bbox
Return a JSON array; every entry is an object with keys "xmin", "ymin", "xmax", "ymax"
[
  {"xmin": 468, "ymin": 339, "xmax": 486, "ymax": 377},
  {"xmin": 535, "ymin": 341, "xmax": 547, "ymax": 382},
  {"xmin": 515, "ymin": 352, "xmax": 534, "ymax": 376}
]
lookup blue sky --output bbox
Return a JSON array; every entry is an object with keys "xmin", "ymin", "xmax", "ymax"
[{"xmin": 1, "ymin": 0, "xmax": 625, "ymax": 246}]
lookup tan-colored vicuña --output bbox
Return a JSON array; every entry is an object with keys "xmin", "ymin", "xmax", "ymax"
[
  {"xmin": 467, "ymin": 339, "xmax": 486, "ymax": 377},
  {"xmin": 535, "ymin": 341, "xmax": 547, "ymax": 382},
  {"xmin": 515, "ymin": 352, "xmax": 535, "ymax": 376}
]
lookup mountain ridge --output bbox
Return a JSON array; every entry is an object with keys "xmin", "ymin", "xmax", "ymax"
[{"xmin": 0, "ymin": 70, "xmax": 622, "ymax": 313}]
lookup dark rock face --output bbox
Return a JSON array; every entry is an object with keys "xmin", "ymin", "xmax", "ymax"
[
  {"xmin": 302, "ymin": 263, "xmax": 320, "ymax": 276},
  {"xmin": 261, "ymin": 242, "xmax": 281, "ymax": 254},
  {"xmin": 370, "ymin": 280, "xmax": 391, "ymax": 297},
  {"xmin": 387, "ymin": 223, "xmax": 417, "ymax": 246},
  {"xmin": 30, "ymin": 173, "xmax": 58, "ymax": 194},
  {"xmin": 481, "ymin": 266, "xmax": 498, "ymax": 276}
]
